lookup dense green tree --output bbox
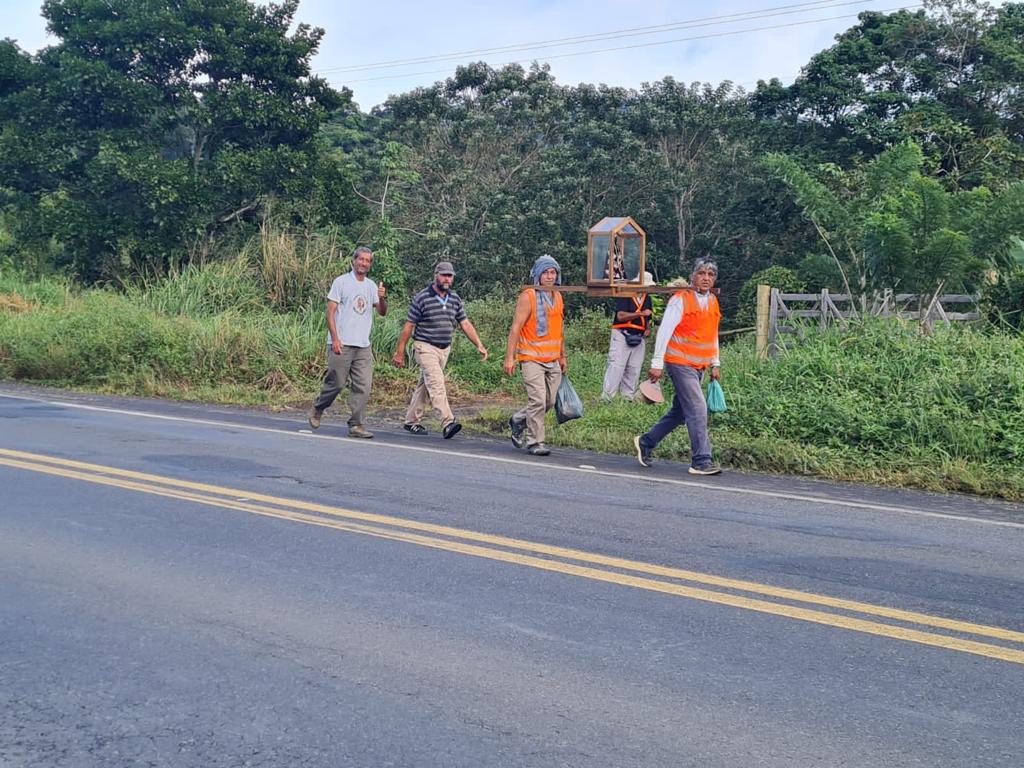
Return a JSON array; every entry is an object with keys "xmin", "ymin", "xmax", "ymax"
[
  {"xmin": 982, "ymin": 239, "xmax": 1024, "ymax": 329},
  {"xmin": 734, "ymin": 265, "xmax": 805, "ymax": 328},
  {"xmin": 752, "ymin": 1, "xmax": 1024, "ymax": 186},
  {"xmin": 365, "ymin": 63, "xmax": 577, "ymax": 292},
  {"xmin": 4, "ymin": 0, "xmax": 1015, "ymax": 326},
  {"xmin": 629, "ymin": 78, "xmax": 812, "ymax": 312},
  {"xmin": 321, "ymin": 1, "xmax": 1023, "ymax": 320},
  {"xmin": 634, "ymin": 80, "xmax": 750, "ymax": 269},
  {"xmin": 354, "ymin": 68, "xmax": 800, "ymax": 306},
  {"xmin": 765, "ymin": 141, "xmax": 1024, "ymax": 308},
  {"xmin": 518, "ymin": 81, "xmax": 663, "ymax": 289},
  {"xmin": 0, "ymin": 0, "xmax": 357, "ymax": 281}
]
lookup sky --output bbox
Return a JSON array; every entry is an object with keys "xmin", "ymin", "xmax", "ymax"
[{"xmin": 5, "ymin": 0, "xmax": 930, "ymax": 110}]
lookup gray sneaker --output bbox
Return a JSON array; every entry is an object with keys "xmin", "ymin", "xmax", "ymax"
[
  {"xmin": 308, "ymin": 408, "xmax": 322, "ymax": 430},
  {"xmin": 688, "ymin": 462, "xmax": 721, "ymax": 475},
  {"xmin": 526, "ymin": 443, "xmax": 550, "ymax": 456},
  {"xmin": 348, "ymin": 425, "xmax": 374, "ymax": 439},
  {"xmin": 509, "ymin": 417, "xmax": 525, "ymax": 449}
]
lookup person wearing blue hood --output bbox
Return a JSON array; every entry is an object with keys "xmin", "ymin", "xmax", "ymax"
[{"xmin": 503, "ymin": 255, "xmax": 567, "ymax": 456}]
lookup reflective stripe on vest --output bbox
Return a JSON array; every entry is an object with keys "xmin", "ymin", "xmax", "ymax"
[
  {"xmin": 517, "ymin": 289, "xmax": 564, "ymax": 363},
  {"xmin": 664, "ymin": 291, "xmax": 720, "ymax": 369},
  {"xmin": 612, "ymin": 294, "xmax": 648, "ymax": 332}
]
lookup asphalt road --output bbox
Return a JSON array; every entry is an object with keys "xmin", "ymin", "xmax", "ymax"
[{"xmin": 1, "ymin": 383, "xmax": 1022, "ymax": 767}]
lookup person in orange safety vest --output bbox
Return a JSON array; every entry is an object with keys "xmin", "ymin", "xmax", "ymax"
[
  {"xmin": 503, "ymin": 254, "xmax": 567, "ymax": 457},
  {"xmin": 601, "ymin": 271, "xmax": 656, "ymax": 402},
  {"xmin": 633, "ymin": 258, "xmax": 722, "ymax": 475}
]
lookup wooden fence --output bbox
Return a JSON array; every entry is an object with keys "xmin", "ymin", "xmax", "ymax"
[{"xmin": 755, "ymin": 287, "xmax": 982, "ymax": 358}]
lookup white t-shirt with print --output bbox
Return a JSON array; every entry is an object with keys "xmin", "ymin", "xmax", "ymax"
[{"xmin": 326, "ymin": 271, "xmax": 380, "ymax": 349}]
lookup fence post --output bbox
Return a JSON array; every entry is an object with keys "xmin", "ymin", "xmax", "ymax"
[
  {"xmin": 820, "ymin": 289, "xmax": 829, "ymax": 329},
  {"xmin": 755, "ymin": 284, "xmax": 771, "ymax": 360}
]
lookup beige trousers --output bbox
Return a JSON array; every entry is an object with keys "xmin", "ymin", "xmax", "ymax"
[
  {"xmin": 511, "ymin": 360, "xmax": 562, "ymax": 446},
  {"xmin": 404, "ymin": 340, "xmax": 455, "ymax": 427}
]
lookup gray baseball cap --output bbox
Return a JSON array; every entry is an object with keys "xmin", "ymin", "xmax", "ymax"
[{"xmin": 435, "ymin": 261, "xmax": 456, "ymax": 275}]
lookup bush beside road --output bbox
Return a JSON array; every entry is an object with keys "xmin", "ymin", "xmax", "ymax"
[{"xmin": 2, "ymin": 271, "xmax": 1022, "ymax": 500}]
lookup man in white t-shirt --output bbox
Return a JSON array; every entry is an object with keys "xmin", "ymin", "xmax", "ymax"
[{"xmin": 307, "ymin": 246, "xmax": 388, "ymax": 438}]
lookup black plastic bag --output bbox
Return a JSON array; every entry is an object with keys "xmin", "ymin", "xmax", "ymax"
[{"xmin": 555, "ymin": 375, "xmax": 584, "ymax": 424}]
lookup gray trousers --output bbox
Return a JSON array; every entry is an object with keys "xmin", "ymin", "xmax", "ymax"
[
  {"xmin": 601, "ymin": 329, "xmax": 646, "ymax": 400},
  {"xmin": 312, "ymin": 345, "xmax": 373, "ymax": 427},
  {"xmin": 638, "ymin": 363, "xmax": 712, "ymax": 466},
  {"xmin": 511, "ymin": 360, "xmax": 562, "ymax": 446}
]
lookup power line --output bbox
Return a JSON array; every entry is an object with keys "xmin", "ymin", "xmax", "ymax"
[
  {"xmin": 329, "ymin": 5, "xmax": 922, "ymax": 87},
  {"xmin": 319, "ymin": 0, "xmax": 881, "ymax": 75}
]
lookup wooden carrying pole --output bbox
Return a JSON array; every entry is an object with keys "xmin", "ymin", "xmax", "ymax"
[{"xmin": 527, "ymin": 285, "xmax": 719, "ymax": 296}]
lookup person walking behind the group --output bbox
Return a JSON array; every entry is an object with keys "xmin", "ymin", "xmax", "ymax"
[
  {"xmin": 307, "ymin": 246, "xmax": 388, "ymax": 438},
  {"xmin": 503, "ymin": 255, "xmax": 566, "ymax": 457},
  {"xmin": 392, "ymin": 261, "xmax": 489, "ymax": 439},
  {"xmin": 601, "ymin": 271, "xmax": 655, "ymax": 402},
  {"xmin": 633, "ymin": 258, "xmax": 722, "ymax": 475}
]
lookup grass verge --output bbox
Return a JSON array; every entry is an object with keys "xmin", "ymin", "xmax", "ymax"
[{"xmin": 2, "ymin": 269, "xmax": 1022, "ymax": 501}]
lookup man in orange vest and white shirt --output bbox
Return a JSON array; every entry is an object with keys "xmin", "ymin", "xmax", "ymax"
[
  {"xmin": 503, "ymin": 254, "xmax": 567, "ymax": 457},
  {"xmin": 634, "ymin": 258, "xmax": 722, "ymax": 475}
]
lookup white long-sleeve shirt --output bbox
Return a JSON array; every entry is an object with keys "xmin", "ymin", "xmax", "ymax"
[{"xmin": 650, "ymin": 291, "xmax": 720, "ymax": 370}]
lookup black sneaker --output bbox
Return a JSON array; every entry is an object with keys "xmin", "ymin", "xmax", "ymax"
[
  {"xmin": 442, "ymin": 421, "xmax": 462, "ymax": 439},
  {"xmin": 526, "ymin": 443, "xmax": 550, "ymax": 456},
  {"xmin": 634, "ymin": 435, "xmax": 653, "ymax": 467},
  {"xmin": 509, "ymin": 417, "xmax": 525, "ymax": 449},
  {"xmin": 403, "ymin": 424, "xmax": 428, "ymax": 435},
  {"xmin": 688, "ymin": 462, "xmax": 722, "ymax": 476}
]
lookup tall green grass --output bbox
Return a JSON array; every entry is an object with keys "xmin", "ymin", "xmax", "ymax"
[
  {"xmin": 0, "ymin": 271, "xmax": 74, "ymax": 309},
  {"xmin": 2, "ymin": 268, "xmax": 1023, "ymax": 499},
  {"xmin": 126, "ymin": 258, "xmax": 266, "ymax": 317},
  {"xmin": 454, "ymin": 318, "xmax": 1024, "ymax": 498},
  {"xmin": 125, "ymin": 223, "xmax": 354, "ymax": 317},
  {"xmin": 719, "ymin": 323, "xmax": 1024, "ymax": 467}
]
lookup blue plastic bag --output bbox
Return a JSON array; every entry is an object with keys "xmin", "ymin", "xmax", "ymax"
[
  {"xmin": 706, "ymin": 379, "xmax": 727, "ymax": 413},
  {"xmin": 555, "ymin": 375, "xmax": 584, "ymax": 424}
]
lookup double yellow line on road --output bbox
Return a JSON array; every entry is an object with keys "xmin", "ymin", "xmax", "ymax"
[{"xmin": 3, "ymin": 447, "xmax": 1023, "ymax": 665}]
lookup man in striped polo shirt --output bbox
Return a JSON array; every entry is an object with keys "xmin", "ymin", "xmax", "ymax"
[{"xmin": 392, "ymin": 261, "xmax": 489, "ymax": 439}]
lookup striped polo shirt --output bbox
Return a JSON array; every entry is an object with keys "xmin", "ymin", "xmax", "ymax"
[{"xmin": 407, "ymin": 285, "xmax": 467, "ymax": 348}]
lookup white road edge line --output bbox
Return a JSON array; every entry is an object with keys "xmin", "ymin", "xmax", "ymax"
[{"xmin": 2, "ymin": 392, "xmax": 1022, "ymax": 530}]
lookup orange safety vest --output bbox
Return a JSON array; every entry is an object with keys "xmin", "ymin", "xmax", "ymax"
[
  {"xmin": 665, "ymin": 290, "xmax": 720, "ymax": 369},
  {"xmin": 516, "ymin": 289, "xmax": 564, "ymax": 363},
  {"xmin": 612, "ymin": 294, "xmax": 649, "ymax": 333}
]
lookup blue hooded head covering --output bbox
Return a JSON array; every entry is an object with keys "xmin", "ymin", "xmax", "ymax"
[
  {"xmin": 529, "ymin": 254, "xmax": 561, "ymax": 337},
  {"xmin": 530, "ymin": 254, "xmax": 561, "ymax": 285}
]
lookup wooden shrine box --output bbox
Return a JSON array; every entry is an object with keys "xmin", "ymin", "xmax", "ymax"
[{"xmin": 587, "ymin": 217, "xmax": 646, "ymax": 295}]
